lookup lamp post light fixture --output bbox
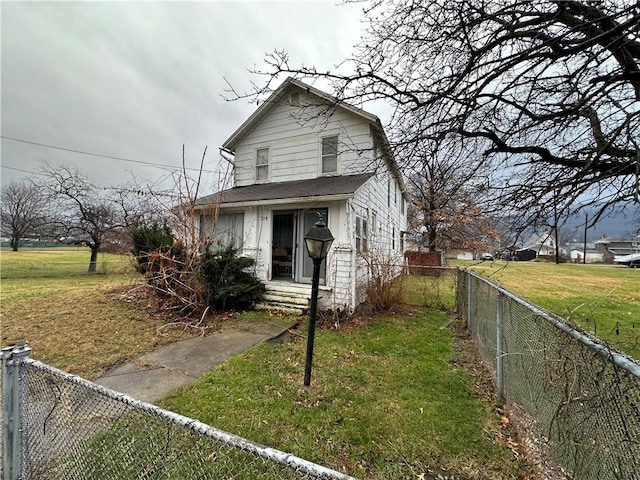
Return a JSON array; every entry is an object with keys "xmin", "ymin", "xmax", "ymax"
[{"xmin": 303, "ymin": 213, "xmax": 334, "ymax": 386}]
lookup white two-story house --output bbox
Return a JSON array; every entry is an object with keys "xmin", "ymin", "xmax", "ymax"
[{"xmin": 195, "ymin": 77, "xmax": 408, "ymax": 311}]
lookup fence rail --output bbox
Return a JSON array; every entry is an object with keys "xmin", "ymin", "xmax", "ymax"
[
  {"xmin": 1, "ymin": 344, "xmax": 356, "ymax": 480},
  {"xmin": 456, "ymin": 268, "xmax": 640, "ymax": 480}
]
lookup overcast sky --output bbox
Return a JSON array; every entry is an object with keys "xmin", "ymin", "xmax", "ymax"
[{"xmin": 1, "ymin": 1, "xmax": 366, "ymax": 193}]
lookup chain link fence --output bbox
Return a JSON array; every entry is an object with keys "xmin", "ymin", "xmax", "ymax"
[
  {"xmin": 1, "ymin": 344, "xmax": 357, "ymax": 480},
  {"xmin": 456, "ymin": 268, "xmax": 640, "ymax": 480}
]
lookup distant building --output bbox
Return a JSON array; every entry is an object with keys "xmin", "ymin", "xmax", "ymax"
[
  {"xmin": 569, "ymin": 249, "xmax": 604, "ymax": 264},
  {"xmin": 595, "ymin": 236, "xmax": 640, "ymax": 255},
  {"xmin": 516, "ymin": 231, "xmax": 567, "ymax": 261}
]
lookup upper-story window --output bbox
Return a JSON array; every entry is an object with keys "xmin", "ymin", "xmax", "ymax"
[
  {"xmin": 256, "ymin": 147, "xmax": 269, "ymax": 181},
  {"xmin": 321, "ymin": 135, "xmax": 338, "ymax": 174}
]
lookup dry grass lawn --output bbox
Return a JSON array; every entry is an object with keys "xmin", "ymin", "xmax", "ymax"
[{"xmin": 1, "ymin": 275, "xmax": 196, "ymax": 379}]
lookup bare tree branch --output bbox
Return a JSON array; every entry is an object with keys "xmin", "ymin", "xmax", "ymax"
[{"xmin": 232, "ymin": 0, "xmax": 640, "ymax": 230}]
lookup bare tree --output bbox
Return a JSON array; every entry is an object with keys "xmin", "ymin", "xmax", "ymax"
[
  {"xmin": 1, "ymin": 180, "xmax": 50, "ymax": 251},
  {"xmin": 129, "ymin": 145, "xmax": 237, "ymax": 317},
  {"xmin": 38, "ymin": 164, "xmax": 132, "ymax": 272},
  {"xmin": 236, "ymin": 0, "xmax": 640, "ymax": 229},
  {"xmin": 404, "ymin": 137, "xmax": 498, "ymax": 253}
]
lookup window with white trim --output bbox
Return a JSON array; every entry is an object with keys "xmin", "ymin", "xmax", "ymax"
[
  {"xmin": 256, "ymin": 148, "xmax": 269, "ymax": 181},
  {"xmin": 321, "ymin": 135, "xmax": 338, "ymax": 174},
  {"xmin": 371, "ymin": 210, "xmax": 377, "ymax": 237},
  {"xmin": 355, "ymin": 215, "xmax": 368, "ymax": 253},
  {"xmin": 200, "ymin": 213, "xmax": 244, "ymax": 250}
]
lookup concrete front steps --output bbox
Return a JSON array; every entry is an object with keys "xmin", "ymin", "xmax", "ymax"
[{"xmin": 255, "ymin": 281, "xmax": 311, "ymax": 315}]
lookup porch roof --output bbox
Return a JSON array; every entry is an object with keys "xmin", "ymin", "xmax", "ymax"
[{"xmin": 196, "ymin": 173, "xmax": 374, "ymax": 207}]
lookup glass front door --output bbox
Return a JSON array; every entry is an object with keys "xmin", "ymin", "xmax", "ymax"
[
  {"xmin": 296, "ymin": 208, "xmax": 328, "ymax": 284},
  {"xmin": 272, "ymin": 211, "xmax": 295, "ymax": 281}
]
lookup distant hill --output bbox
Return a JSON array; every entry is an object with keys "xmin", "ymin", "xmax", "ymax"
[{"xmin": 563, "ymin": 206, "xmax": 639, "ymax": 241}]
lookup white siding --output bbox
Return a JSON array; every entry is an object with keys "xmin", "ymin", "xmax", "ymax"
[
  {"xmin": 349, "ymin": 172, "xmax": 408, "ymax": 304},
  {"xmin": 213, "ymin": 173, "xmax": 406, "ymax": 311},
  {"xmin": 217, "ymin": 83, "xmax": 408, "ymax": 311},
  {"xmin": 232, "ymin": 89, "xmax": 376, "ymax": 186}
]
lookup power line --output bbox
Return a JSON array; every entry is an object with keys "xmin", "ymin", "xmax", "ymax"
[
  {"xmin": 0, "ymin": 165, "xmax": 43, "ymax": 176},
  {"xmin": 0, "ymin": 135, "xmax": 225, "ymax": 174}
]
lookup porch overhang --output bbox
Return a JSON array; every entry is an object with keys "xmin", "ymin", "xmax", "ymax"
[
  {"xmin": 194, "ymin": 173, "xmax": 374, "ymax": 211},
  {"xmin": 195, "ymin": 193, "xmax": 354, "ymax": 211}
]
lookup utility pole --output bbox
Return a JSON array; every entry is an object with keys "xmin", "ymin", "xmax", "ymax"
[{"xmin": 583, "ymin": 213, "xmax": 588, "ymax": 265}]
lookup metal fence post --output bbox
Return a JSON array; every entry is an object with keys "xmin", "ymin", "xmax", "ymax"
[
  {"xmin": 466, "ymin": 272, "xmax": 472, "ymax": 334},
  {"xmin": 2, "ymin": 341, "xmax": 31, "ymax": 480},
  {"xmin": 496, "ymin": 291, "xmax": 505, "ymax": 403}
]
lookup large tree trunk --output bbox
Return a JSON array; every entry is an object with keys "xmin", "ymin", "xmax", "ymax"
[
  {"xmin": 88, "ymin": 244, "xmax": 100, "ymax": 273},
  {"xmin": 10, "ymin": 234, "xmax": 19, "ymax": 251}
]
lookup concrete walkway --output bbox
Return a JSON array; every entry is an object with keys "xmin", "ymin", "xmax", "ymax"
[{"xmin": 95, "ymin": 322, "xmax": 293, "ymax": 403}]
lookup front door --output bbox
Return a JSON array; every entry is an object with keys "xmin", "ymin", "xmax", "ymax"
[
  {"xmin": 272, "ymin": 211, "xmax": 295, "ymax": 281},
  {"xmin": 272, "ymin": 208, "xmax": 329, "ymax": 284},
  {"xmin": 296, "ymin": 208, "xmax": 328, "ymax": 284}
]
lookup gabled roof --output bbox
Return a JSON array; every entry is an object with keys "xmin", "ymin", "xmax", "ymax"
[
  {"xmin": 195, "ymin": 173, "xmax": 374, "ymax": 207},
  {"xmin": 518, "ymin": 243, "xmax": 557, "ymax": 252},
  {"xmin": 221, "ymin": 77, "xmax": 408, "ymax": 198},
  {"xmin": 223, "ymin": 77, "xmax": 379, "ymax": 151}
]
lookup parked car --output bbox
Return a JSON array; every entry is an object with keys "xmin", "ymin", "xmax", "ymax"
[
  {"xmin": 481, "ymin": 253, "xmax": 494, "ymax": 261},
  {"xmin": 614, "ymin": 253, "xmax": 640, "ymax": 267}
]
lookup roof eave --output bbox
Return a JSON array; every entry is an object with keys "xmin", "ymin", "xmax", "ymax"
[
  {"xmin": 222, "ymin": 77, "xmax": 381, "ymax": 152},
  {"xmin": 194, "ymin": 192, "xmax": 356, "ymax": 210}
]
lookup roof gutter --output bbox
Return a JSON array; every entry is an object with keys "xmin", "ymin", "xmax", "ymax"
[{"xmin": 219, "ymin": 146, "xmax": 235, "ymax": 166}]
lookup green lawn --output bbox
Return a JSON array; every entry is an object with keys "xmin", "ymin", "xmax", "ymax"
[
  {"xmin": 454, "ymin": 260, "xmax": 640, "ymax": 359},
  {"xmin": 9, "ymin": 251, "xmax": 636, "ymax": 478},
  {"xmin": 159, "ymin": 308, "xmax": 525, "ymax": 480}
]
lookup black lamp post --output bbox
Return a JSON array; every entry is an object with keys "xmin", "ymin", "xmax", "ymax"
[{"xmin": 303, "ymin": 213, "xmax": 334, "ymax": 386}]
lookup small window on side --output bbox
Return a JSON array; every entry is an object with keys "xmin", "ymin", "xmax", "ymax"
[
  {"xmin": 355, "ymin": 215, "xmax": 368, "ymax": 253},
  {"xmin": 371, "ymin": 210, "xmax": 377, "ymax": 236}
]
